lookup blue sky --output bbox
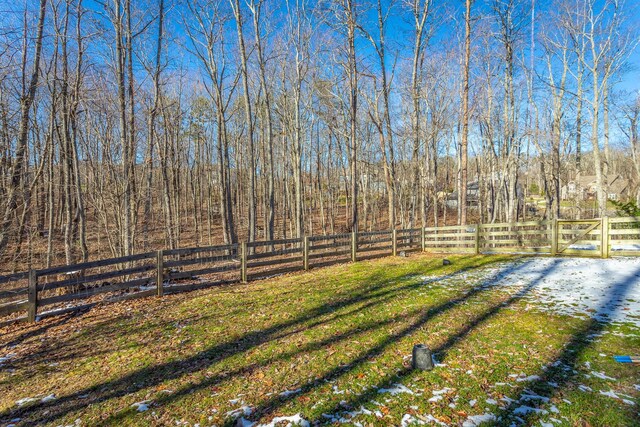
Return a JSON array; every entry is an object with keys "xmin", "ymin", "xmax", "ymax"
[{"xmin": 1, "ymin": 0, "xmax": 637, "ymax": 97}]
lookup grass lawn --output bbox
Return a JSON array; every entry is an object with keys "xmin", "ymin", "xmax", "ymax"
[{"xmin": 0, "ymin": 253, "xmax": 639, "ymax": 426}]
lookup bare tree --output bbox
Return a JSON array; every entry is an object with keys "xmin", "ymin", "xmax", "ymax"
[
  {"xmin": 0, "ymin": 0, "xmax": 47, "ymax": 255},
  {"xmin": 230, "ymin": 0, "xmax": 257, "ymax": 243},
  {"xmin": 459, "ymin": 0, "xmax": 471, "ymax": 225}
]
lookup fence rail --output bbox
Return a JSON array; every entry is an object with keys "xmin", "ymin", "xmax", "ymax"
[{"xmin": 2, "ymin": 216, "xmax": 639, "ymax": 326}]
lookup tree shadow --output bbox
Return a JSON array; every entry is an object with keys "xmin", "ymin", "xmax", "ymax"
[
  {"xmin": 94, "ymin": 257, "xmax": 531, "ymax": 425},
  {"xmin": 270, "ymin": 258, "xmax": 560, "ymax": 426},
  {"xmin": 1, "ymin": 314, "xmax": 75, "ymax": 351},
  {"xmin": 301, "ymin": 258, "xmax": 639, "ymax": 426},
  {"xmin": 2, "ymin": 255, "xmax": 502, "ymax": 369},
  {"xmin": 0, "ymin": 255, "xmax": 510, "ymax": 424}
]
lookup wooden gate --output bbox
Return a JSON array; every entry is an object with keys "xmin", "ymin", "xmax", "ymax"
[{"xmin": 556, "ymin": 218, "xmax": 608, "ymax": 257}]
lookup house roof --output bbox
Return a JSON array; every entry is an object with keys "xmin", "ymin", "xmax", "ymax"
[
  {"xmin": 574, "ymin": 174, "xmax": 628, "ymax": 193},
  {"xmin": 609, "ymin": 177, "xmax": 629, "ymax": 194}
]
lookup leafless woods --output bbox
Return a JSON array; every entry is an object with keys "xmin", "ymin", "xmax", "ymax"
[{"xmin": 0, "ymin": 0, "xmax": 638, "ymax": 270}]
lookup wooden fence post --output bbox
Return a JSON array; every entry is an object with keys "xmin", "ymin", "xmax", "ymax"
[
  {"xmin": 240, "ymin": 242, "xmax": 247, "ymax": 283},
  {"xmin": 474, "ymin": 224, "xmax": 480, "ymax": 255},
  {"xmin": 392, "ymin": 229, "xmax": 397, "ymax": 256},
  {"xmin": 303, "ymin": 236, "xmax": 309, "ymax": 270},
  {"xmin": 28, "ymin": 269, "xmax": 37, "ymax": 322},
  {"xmin": 156, "ymin": 250, "xmax": 164, "ymax": 297},
  {"xmin": 550, "ymin": 219, "xmax": 558, "ymax": 256},
  {"xmin": 421, "ymin": 227, "xmax": 426, "ymax": 252},
  {"xmin": 351, "ymin": 231, "xmax": 357, "ymax": 262},
  {"xmin": 601, "ymin": 216, "xmax": 610, "ymax": 259}
]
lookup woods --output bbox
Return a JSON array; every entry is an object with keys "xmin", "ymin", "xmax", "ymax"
[{"xmin": 0, "ymin": 0, "xmax": 638, "ymax": 271}]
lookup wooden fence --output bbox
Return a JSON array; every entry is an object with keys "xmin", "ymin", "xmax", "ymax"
[{"xmin": 2, "ymin": 216, "xmax": 639, "ymax": 326}]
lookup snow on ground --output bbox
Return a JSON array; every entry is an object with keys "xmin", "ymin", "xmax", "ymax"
[
  {"xmin": 131, "ymin": 400, "xmax": 151, "ymax": 412},
  {"xmin": 420, "ymin": 256, "xmax": 640, "ymax": 324},
  {"xmin": 486, "ymin": 257, "xmax": 640, "ymax": 325},
  {"xmin": 15, "ymin": 397, "xmax": 36, "ymax": 407},
  {"xmin": 40, "ymin": 394, "xmax": 56, "ymax": 403},
  {"xmin": 462, "ymin": 413, "xmax": 497, "ymax": 426},
  {"xmin": 238, "ymin": 414, "xmax": 311, "ymax": 427},
  {"xmin": 279, "ymin": 388, "xmax": 302, "ymax": 397},
  {"xmin": 377, "ymin": 383, "xmax": 416, "ymax": 396},
  {"xmin": 0, "ymin": 353, "xmax": 15, "ymax": 366}
]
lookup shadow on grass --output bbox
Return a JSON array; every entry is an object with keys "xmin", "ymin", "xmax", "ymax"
[
  {"xmin": 492, "ymin": 261, "xmax": 640, "ymax": 426},
  {"xmin": 4, "ymin": 255, "xmax": 502, "ymax": 369},
  {"xmin": 1, "ymin": 314, "xmax": 74, "ymax": 351},
  {"xmin": 0, "ymin": 254, "xmax": 510, "ymax": 425},
  {"xmin": 92, "ymin": 257, "xmax": 528, "ymax": 426},
  {"xmin": 242, "ymin": 258, "xmax": 558, "ymax": 426},
  {"xmin": 305, "ymin": 258, "xmax": 639, "ymax": 426}
]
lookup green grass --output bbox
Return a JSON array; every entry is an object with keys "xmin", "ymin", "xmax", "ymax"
[{"xmin": 1, "ymin": 254, "xmax": 638, "ymax": 426}]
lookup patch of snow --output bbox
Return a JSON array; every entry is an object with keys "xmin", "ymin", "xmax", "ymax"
[
  {"xmin": 568, "ymin": 244, "xmax": 597, "ymax": 250},
  {"xmin": 428, "ymin": 387, "xmax": 451, "ymax": 402},
  {"xmin": 516, "ymin": 375, "xmax": 540, "ymax": 382},
  {"xmin": 519, "ymin": 391, "xmax": 549, "ymax": 403},
  {"xmin": 431, "ymin": 354, "xmax": 447, "ymax": 368},
  {"xmin": 332, "ymin": 385, "xmax": 345, "ymax": 395},
  {"xmin": 0, "ymin": 353, "xmax": 15, "ymax": 366},
  {"xmin": 578, "ymin": 384, "xmax": 592, "ymax": 392},
  {"xmin": 485, "ymin": 398, "xmax": 498, "ymax": 405},
  {"xmin": 237, "ymin": 418, "xmax": 256, "ymax": 427},
  {"xmin": 320, "ymin": 405, "xmax": 374, "ymax": 423},
  {"xmin": 591, "ymin": 371, "xmax": 616, "ymax": 381},
  {"xmin": 462, "ymin": 413, "xmax": 497, "ymax": 426},
  {"xmin": 513, "ymin": 405, "xmax": 548, "ymax": 415},
  {"xmin": 377, "ymin": 383, "xmax": 415, "ymax": 396},
  {"xmin": 41, "ymin": 394, "xmax": 56, "ymax": 403},
  {"xmin": 347, "ymin": 406, "xmax": 373, "ymax": 417},
  {"xmin": 256, "ymin": 414, "xmax": 310, "ymax": 427},
  {"xmin": 599, "ymin": 389, "xmax": 620, "ymax": 399},
  {"xmin": 131, "ymin": 401, "xmax": 151, "ymax": 412},
  {"xmin": 15, "ymin": 397, "xmax": 36, "ymax": 407},
  {"xmin": 469, "ymin": 399, "xmax": 477, "ymax": 407},
  {"xmin": 489, "ymin": 257, "xmax": 640, "ymax": 326},
  {"xmin": 400, "ymin": 414, "xmax": 425, "ymax": 426},
  {"xmin": 279, "ymin": 388, "xmax": 302, "ymax": 397},
  {"xmin": 227, "ymin": 406, "xmax": 253, "ymax": 419}
]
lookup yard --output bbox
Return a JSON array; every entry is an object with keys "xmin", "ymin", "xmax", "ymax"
[{"xmin": 1, "ymin": 254, "xmax": 639, "ymax": 426}]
